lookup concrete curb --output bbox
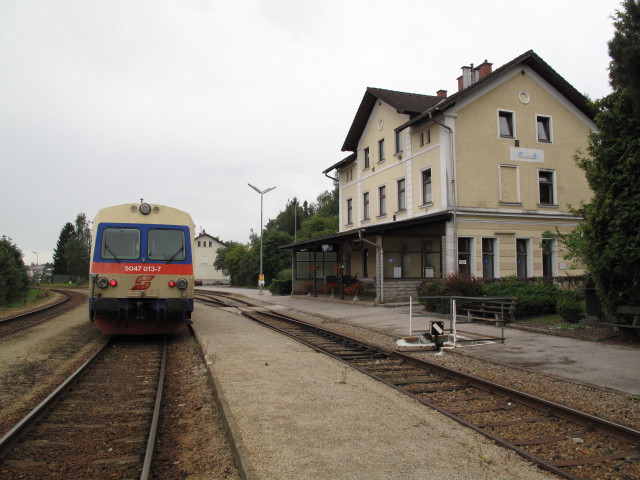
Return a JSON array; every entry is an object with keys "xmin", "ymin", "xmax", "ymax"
[{"xmin": 190, "ymin": 326, "xmax": 258, "ymax": 480}]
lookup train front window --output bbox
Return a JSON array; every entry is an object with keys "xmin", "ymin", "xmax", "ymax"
[
  {"xmin": 148, "ymin": 229, "xmax": 186, "ymax": 261},
  {"xmin": 101, "ymin": 228, "xmax": 140, "ymax": 260}
]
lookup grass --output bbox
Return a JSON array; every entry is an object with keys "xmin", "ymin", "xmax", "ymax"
[{"xmin": 517, "ymin": 313, "xmax": 585, "ymax": 330}]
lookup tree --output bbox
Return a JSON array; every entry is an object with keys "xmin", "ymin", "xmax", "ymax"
[
  {"xmin": 575, "ymin": 0, "xmax": 640, "ymax": 313},
  {"xmin": 608, "ymin": 0, "xmax": 640, "ymax": 113},
  {"xmin": 64, "ymin": 213, "xmax": 91, "ymax": 281},
  {"xmin": 0, "ymin": 236, "xmax": 30, "ymax": 305},
  {"xmin": 52, "ymin": 222, "xmax": 75, "ymax": 275}
]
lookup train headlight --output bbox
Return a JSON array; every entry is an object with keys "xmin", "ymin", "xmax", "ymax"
[
  {"xmin": 168, "ymin": 280, "xmax": 176, "ymax": 288},
  {"xmin": 176, "ymin": 278, "xmax": 188, "ymax": 290},
  {"xmin": 96, "ymin": 277, "xmax": 109, "ymax": 289},
  {"xmin": 140, "ymin": 203, "xmax": 151, "ymax": 215}
]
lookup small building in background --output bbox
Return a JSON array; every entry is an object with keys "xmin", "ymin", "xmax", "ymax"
[{"xmin": 194, "ymin": 230, "xmax": 229, "ymax": 285}]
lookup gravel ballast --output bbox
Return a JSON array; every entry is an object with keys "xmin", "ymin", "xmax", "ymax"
[{"xmin": 193, "ymin": 304, "xmax": 555, "ymax": 480}]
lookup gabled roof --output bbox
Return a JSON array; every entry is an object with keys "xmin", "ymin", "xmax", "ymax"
[
  {"xmin": 341, "ymin": 87, "xmax": 443, "ymax": 152},
  {"xmin": 397, "ymin": 50, "xmax": 595, "ymax": 132}
]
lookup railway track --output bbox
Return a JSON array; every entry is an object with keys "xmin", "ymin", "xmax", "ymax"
[
  {"xmin": 0, "ymin": 336, "xmax": 167, "ymax": 480},
  {"xmin": 0, "ymin": 289, "xmax": 86, "ymax": 338},
  {"xmin": 197, "ymin": 292, "xmax": 640, "ymax": 480}
]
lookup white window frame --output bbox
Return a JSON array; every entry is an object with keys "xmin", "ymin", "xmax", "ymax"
[
  {"xmin": 538, "ymin": 169, "xmax": 557, "ymax": 206},
  {"xmin": 421, "ymin": 167, "xmax": 433, "ymax": 205},
  {"xmin": 516, "ymin": 238, "xmax": 532, "ymax": 278},
  {"xmin": 481, "ymin": 237, "xmax": 498, "ymax": 278},
  {"xmin": 346, "ymin": 198, "xmax": 353, "ymax": 225},
  {"xmin": 378, "ymin": 138, "xmax": 385, "ymax": 163},
  {"xmin": 362, "ymin": 191, "xmax": 370, "ymax": 221},
  {"xmin": 457, "ymin": 236, "xmax": 475, "ymax": 276},
  {"xmin": 497, "ymin": 109, "xmax": 516, "ymax": 139},
  {"xmin": 396, "ymin": 178, "xmax": 406, "ymax": 212},
  {"xmin": 395, "ymin": 130, "xmax": 403, "ymax": 155},
  {"xmin": 536, "ymin": 114, "xmax": 553, "ymax": 144},
  {"xmin": 378, "ymin": 185, "xmax": 387, "ymax": 217},
  {"xmin": 363, "ymin": 147, "xmax": 370, "ymax": 170}
]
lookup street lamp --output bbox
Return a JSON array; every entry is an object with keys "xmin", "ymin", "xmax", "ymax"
[{"xmin": 248, "ymin": 183, "xmax": 276, "ymax": 294}]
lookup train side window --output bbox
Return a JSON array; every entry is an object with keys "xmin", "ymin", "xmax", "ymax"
[
  {"xmin": 148, "ymin": 229, "xmax": 186, "ymax": 261},
  {"xmin": 101, "ymin": 228, "xmax": 140, "ymax": 260}
]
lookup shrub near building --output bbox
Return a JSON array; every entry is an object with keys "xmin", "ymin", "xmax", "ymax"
[{"xmin": 418, "ymin": 274, "xmax": 584, "ymax": 321}]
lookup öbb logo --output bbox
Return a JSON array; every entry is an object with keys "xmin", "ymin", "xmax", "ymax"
[{"xmin": 131, "ymin": 275, "xmax": 155, "ymax": 290}]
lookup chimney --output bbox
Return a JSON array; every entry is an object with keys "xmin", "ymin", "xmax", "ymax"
[
  {"xmin": 459, "ymin": 65, "xmax": 473, "ymax": 90},
  {"xmin": 477, "ymin": 59, "xmax": 493, "ymax": 79},
  {"xmin": 457, "ymin": 60, "xmax": 492, "ymax": 91},
  {"xmin": 436, "ymin": 89, "xmax": 448, "ymax": 98}
]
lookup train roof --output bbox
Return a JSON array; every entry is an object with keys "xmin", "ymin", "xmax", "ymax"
[{"xmin": 92, "ymin": 203, "xmax": 195, "ymax": 229}]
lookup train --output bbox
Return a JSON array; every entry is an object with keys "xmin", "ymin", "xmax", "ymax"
[{"xmin": 89, "ymin": 202, "xmax": 195, "ymax": 335}]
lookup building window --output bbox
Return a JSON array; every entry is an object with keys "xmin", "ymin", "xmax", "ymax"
[
  {"xmin": 363, "ymin": 192, "xmax": 370, "ymax": 220},
  {"xmin": 363, "ymin": 147, "xmax": 370, "ymax": 169},
  {"xmin": 295, "ymin": 251, "xmax": 338, "ymax": 279},
  {"xmin": 458, "ymin": 237, "xmax": 472, "ymax": 275},
  {"xmin": 421, "ymin": 168, "xmax": 432, "ymax": 204},
  {"xmin": 516, "ymin": 238, "xmax": 529, "ymax": 278},
  {"xmin": 542, "ymin": 238, "xmax": 555, "ymax": 277},
  {"xmin": 498, "ymin": 110, "xmax": 514, "ymax": 138},
  {"xmin": 395, "ymin": 131, "xmax": 402, "ymax": 155},
  {"xmin": 384, "ymin": 236, "xmax": 441, "ymax": 279},
  {"xmin": 346, "ymin": 198, "xmax": 353, "ymax": 225},
  {"xmin": 345, "ymin": 168, "xmax": 353, "ymax": 182},
  {"xmin": 539, "ymin": 170, "xmax": 555, "ymax": 205},
  {"xmin": 482, "ymin": 238, "xmax": 496, "ymax": 279},
  {"xmin": 197, "ymin": 241, "xmax": 201, "ymax": 247},
  {"xmin": 378, "ymin": 138, "xmax": 385, "ymax": 162},
  {"xmin": 537, "ymin": 115, "xmax": 552, "ymax": 143},
  {"xmin": 397, "ymin": 178, "xmax": 406, "ymax": 211},
  {"xmin": 209, "ymin": 241, "xmax": 212, "ymax": 247},
  {"xmin": 378, "ymin": 185, "xmax": 386, "ymax": 216}
]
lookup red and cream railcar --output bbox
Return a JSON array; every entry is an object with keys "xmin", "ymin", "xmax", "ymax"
[{"xmin": 89, "ymin": 202, "xmax": 195, "ymax": 335}]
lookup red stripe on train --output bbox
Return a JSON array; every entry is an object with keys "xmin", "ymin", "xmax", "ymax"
[{"xmin": 91, "ymin": 263, "xmax": 193, "ymax": 275}]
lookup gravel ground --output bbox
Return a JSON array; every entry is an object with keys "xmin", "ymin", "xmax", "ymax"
[
  {"xmin": 195, "ymin": 304, "xmax": 556, "ymax": 480},
  {"xmin": 153, "ymin": 331, "xmax": 240, "ymax": 480},
  {"xmin": 0, "ymin": 292, "xmax": 105, "ymax": 437},
  {"xmin": 282, "ymin": 310, "xmax": 640, "ymax": 433}
]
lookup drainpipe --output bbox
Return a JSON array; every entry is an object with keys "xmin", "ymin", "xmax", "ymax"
[
  {"xmin": 429, "ymin": 112, "xmax": 457, "ymax": 275},
  {"xmin": 357, "ymin": 230, "xmax": 384, "ymax": 305}
]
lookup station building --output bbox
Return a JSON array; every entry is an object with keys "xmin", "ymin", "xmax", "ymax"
[
  {"xmin": 194, "ymin": 231, "xmax": 229, "ymax": 285},
  {"xmin": 286, "ymin": 51, "xmax": 595, "ymax": 304}
]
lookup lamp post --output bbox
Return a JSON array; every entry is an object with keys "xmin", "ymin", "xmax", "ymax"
[{"xmin": 248, "ymin": 183, "xmax": 276, "ymax": 294}]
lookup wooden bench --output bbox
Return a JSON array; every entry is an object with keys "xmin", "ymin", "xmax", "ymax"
[
  {"xmin": 601, "ymin": 306, "xmax": 640, "ymax": 340},
  {"xmin": 462, "ymin": 297, "xmax": 517, "ymax": 325}
]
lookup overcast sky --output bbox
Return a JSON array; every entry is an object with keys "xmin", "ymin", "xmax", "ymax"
[{"xmin": 1, "ymin": 0, "xmax": 622, "ymax": 265}]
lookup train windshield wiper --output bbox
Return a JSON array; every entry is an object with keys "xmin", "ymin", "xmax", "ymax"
[
  {"xmin": 166, "ymin": 246, "xmax": 184, "ymax": 264},
  {"xmin": 104, "ymin": 242, "xmax": 121, "ymax": 263}
]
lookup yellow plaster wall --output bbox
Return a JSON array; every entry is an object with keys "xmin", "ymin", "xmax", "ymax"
[{"xmin": 453, "ymin": 71, "xmax": 593, "ymax": 211}]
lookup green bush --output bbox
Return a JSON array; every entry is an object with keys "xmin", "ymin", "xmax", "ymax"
[
  {"xmin": 417, "ymin": 278, "xmax": 451, "ymax": 313},
  {"xmin": 556, "ymin": 290, "xmax": 584, "ymax": 323},
  {"xmin": 482, "ymin": 277, "xmax": 559, "ymax": 317},
  {"xmin": 444, "ymin": 274, "xmax": 484, "ymax": 297},
  {"xmin": 268, "ymin": 269, "xmax": 292, "ymax": 295}
]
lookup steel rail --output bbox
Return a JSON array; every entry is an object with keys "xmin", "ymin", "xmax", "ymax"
[
  {"xmin": 140, "ymin": 337, "xmax": 168, "ymax": 480},
  {"xmin": 0, "ymin": 336, "xmax": 113, "ymax": 458}
]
